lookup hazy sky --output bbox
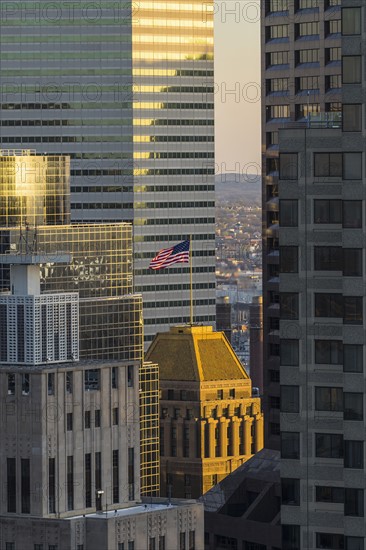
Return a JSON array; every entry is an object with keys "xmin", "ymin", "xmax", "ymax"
[{"xmin": 214, "ymin": 1, "xmax": 261, "ymax": 176}]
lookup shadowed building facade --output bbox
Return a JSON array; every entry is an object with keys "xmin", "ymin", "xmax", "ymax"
[{"xmin": 146, "ymin": 325, "xmax": 264, "ymax": 499}]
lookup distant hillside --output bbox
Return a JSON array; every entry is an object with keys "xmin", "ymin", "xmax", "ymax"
[{"xmin": 215, "ymin": 174, "xmax": 261, "ymax": 204}]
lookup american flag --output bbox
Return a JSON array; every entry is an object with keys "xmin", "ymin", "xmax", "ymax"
[{"xmin": 149, "ymin": 240, "xmax": 190, "ymax": 270}]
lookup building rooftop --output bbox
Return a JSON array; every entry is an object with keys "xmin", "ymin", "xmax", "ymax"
[{"xmin": 145, "ymin": 325, "xmax": 249, "ymax": 382}]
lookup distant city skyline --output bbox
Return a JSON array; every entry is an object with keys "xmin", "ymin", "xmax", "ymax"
[{"xmin": 215, "ymin": 1, "xmax": 261, "ymax": 175}]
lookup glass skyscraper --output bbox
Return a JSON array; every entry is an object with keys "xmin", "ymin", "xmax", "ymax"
[{"xmin": 0, "ymin": 1, "xmax": 216, "ymax": 342}]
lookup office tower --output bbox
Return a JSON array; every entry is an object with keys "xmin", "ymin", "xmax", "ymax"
[
  {"xmin": 249, "ymin": 296, "xmax": 263, "ymax": 394},
  {"xmin": 0, "ymin": 1, "xmax": 216, "ymax": 344},
  {"xmin": 146, "ymin": 325, "xmax": 264, "ymax": 499},
  {"xmin": 273, "ymin": 2, "xmax": 366, "ymax": 549},
  {"xmin": 261, "ymin": 0, "xmax": 341, "ymax": 450}
]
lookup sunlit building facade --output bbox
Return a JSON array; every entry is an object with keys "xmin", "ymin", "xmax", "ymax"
[{"xmin": 0, "ymin": 1, "xmax": 216, "ymax": 343}]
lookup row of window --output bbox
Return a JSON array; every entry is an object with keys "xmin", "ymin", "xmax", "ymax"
[
  {"xmin": 280, "ymin": 385, "xmax": 363, "ymax": 420},
  {"xmin": 266, "ymin": 47, "xmax": 341, "ymax": 69},
  {"xmin": 280, "ymin": 199, "xmax": 362, "ymax": 228},
  {"xmin": 281, "ymin": 432, "xmax": 363, "ymax": 465},
  {"xmin": 266, "ymin": 0, "xmax": 341, "ymax": 15},
  {"xmin": 283, "ymin": 527, "xmax": 362, "ymax": 550},
  {"xmin": 6, "ymin": 367, "xmax": 133, "ymax": 396},
  {"xmin": 279, "ymin": 151, "xmax": 363, "ymax": 180},
  {"xmin": 267, "ymin": 74, "xmax": 341, "ymax": 95},
  {"xmin": 280, "ymin": 244, "xmax": 363, "ymax": 277},
  {"xmin": 267, "ymin": 102, "xmax": 342, "ymax": 122},
  {"xmin": 278, "ymin": 339, "xmax": 363, "ymax": 371},
  {"xmin": 282, "ymin": 478, "xmax": 364, "ymax": 517},
  {"xmin": 265, "ymin": 20, "xmax": 341, "ymax": 42}
]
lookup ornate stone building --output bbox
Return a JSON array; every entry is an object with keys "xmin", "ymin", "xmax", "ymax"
[{"xmin": 146, "ymin": 325, "xmax": 264, "ymax": 499}]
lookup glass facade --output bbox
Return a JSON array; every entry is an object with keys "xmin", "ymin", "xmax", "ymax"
[
  {"xmin": 0, "ymin": 151, "xmax": 70, "ymax": 227},
  {"xmin": 139, "ymin": 361, "xmax": 160, "ymax": 497},
  {"xmin": 0, "ymin": 223, "xmax": 143, "ymax": 362},
  {"xmin": 0, "ymin": 2, "xmax": 216, "ymax": 342}
]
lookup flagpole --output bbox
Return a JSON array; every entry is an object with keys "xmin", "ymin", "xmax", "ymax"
[{"xmin": 189, "ymin": 235, "xmax": 193, "ymax": 325}]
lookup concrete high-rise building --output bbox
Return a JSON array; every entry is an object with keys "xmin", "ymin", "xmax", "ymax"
[
  {"xmin": 261, "ymin": 0, "xmax": 341, "ymax": 450},
  {"xmin": 0, "ymin": 251, "xmax": 203, "ymax": 549},
  {"xmin": 0, "ymin": 1, "xmax": 216, "ymax": 344},
  {"xmin": 146, "ymin": 325, "xmax": 264, "ymax": 499},
  {"xmin": 262, "ymin": 1, "xmax": 366, "ymax": 548}
]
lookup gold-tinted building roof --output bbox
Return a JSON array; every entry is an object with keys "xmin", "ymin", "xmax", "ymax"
[{"xmin": 145, "ymin": 325, "xmax": 249, "ymax": 382}]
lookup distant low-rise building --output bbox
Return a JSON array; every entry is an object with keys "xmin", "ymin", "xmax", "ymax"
[{"xmin": 146, "ymin": 325, "xmax": 264, "ymax": 499}]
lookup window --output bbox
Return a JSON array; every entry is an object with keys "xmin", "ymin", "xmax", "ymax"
[
  {"xmin": 85, "ymin": 453, "xmax": 92, "ymax": 508},
  {"xmin": 48, "ymin": 545, "xmax": 57, "ymax": 550},
  {"xmin": 280, "ymin": 200, "xmax": 298, "ymax": 227},
  {"xmin": 21, "ymin": 458, "xmax": 30, "ymax": 514},
  {"xmin": 343, "ymin": 201, "xmax": 362, "ymax": 228},
  {"xmin": 267, "ymin": 0, "xmax": 289, "ymax": 13},
  {"xmin": 314, "ymin": 247, "xmax": 342, "ymax": 271},
  {"xmin": 266, "ymin": 50, "xmax": 289, "ymax": 67},
  {"xmin": 326, "ymin": 19, "xmax": 341, "ymax": 35},
  {"xmin": 266, "ymin": 24, "xmax": 289, "ymax": 40},
  {"xmin": 281, "ymin": 386, "xmax": 299, "ymax": 413},
  {"xmin": 67, "ymin": 456, "xmax": 74, "ymax": 511},
  {"xmin": 66, "ymin": 413, "xmax": 73, "ymax": 431},
  {"xmin": 217, "ymin": 389, "xmax": 223, "ymax": 399},
  {"xmin": 315, "ymin": 433, "xmax": 343, "ymax": 458},
  {"xmin": 282, "ymin": 525, "xmax": 300, "ymax": 550},
  {"xmin": 49, "ymin": 458, "xmax": 56, "ymax": 514},
  {"xmin": 280, "ymin": 340, "xmax": 299, "ymax": 366},
  {"xmin": 343, "ymin": 345, "xmax": 363, "ymax": 373},
  {"xmin": 7, "ymin": 374, "xmax": 15, "ymax": 395},
  {"xmin": 326, "ymin": 75, "xmax": 341, "ymax": 90},
  {"xmin": 345, "ymin": 488, "xmax": 364, "ymax": 517},
  {"xmin": 344, "ymin": 440, "xmax": 364, "ymax": 469},
  {"xmin": 268, "ymin": 105, "xmax": 290, "ymax": 120},
  {"xmin": 22, "ymin": 373, "xmax": 30, "ymax": 395},
  {"xmin": 149, "ymin": 539, "xmax": 156, "ymax": 550},
  {"xmin": 95, "ymin": 409, "xmax": 101, "ymax": 428},
  {"xmin": 316, "ymin": 534, "xmax": 344, "ymax": 550},
  {"xmin": 85, "ymin": 369, "xmax": 100, "ymax": 391},
  {"xmin": 159, "ymin": 537, "xmax": 166, "ymax": 550},
  {"xmin": 296, "ymin": 75, "xmax": 319, "ymax": 92},
  {"xmin": 343, "ymin": 152, "xmax": 362, "ymax": 180},
  {"xmin": 279, "ymin": 153, "xmax": 298, "ymax": 180},
  {"xmin": 6, "ymin": 544, "xmax": 15, "ymax": 550},
  {"xmin": 298, "ymin": 0, "xmax": 319, "ymax": 9},
  {"xmin": 343, "ymin": 56, "xmax": 362, "ymax": 84},
  {"xmin": 314, "ymin": 200, "xmax": 342, "ymax": 224},
  {"xmin": 315, "ymin": 293, "xmax": 343, "ymax": 318},
  {"xmin": 66, "ymin": 372, "xmax": 73, "ymax": 394},
  {"xmin": 127, "ymin": 365, "xmax": 134, "ymax": 387},
  {"xmin": 189, "ymin": 531, "xmax": 195, "ymax": 550},
  {"xmin": 343, "ymin": 104, "xmax": 362, "ymax": 132},
  {"xmin": 314, "ymin": 153, "xmax": 342, "ymax": 178},
  {"xmin": 296, "ymin": 21, "xmax": 319, "ymax": 37},
  {"xmin": 48, "ymin": 373, "xmax": 55, "ymax": 396},
  {"xmin": 7, "ymin": 458, "xmax": 16, "ymax": 513},
  {"xmin": 343, "ymin": 249, "xmax": 362, "ymax": 276},
  {"xmin": 112, "ymin": 367, "xmax": 118, "ymax": 389},
  {"xmin": 34, "ymin": 546, "xmax": 43, "ymax": 550},
  {"xmin": 113, "ymin": 407, "xmax": 119, "ymax": 425},
  {"xmin": 180, "ymin": 532, "xmax": 186, "ymax": 550},
  {"xmin": 344, "ymin": 393, "xmax": 363, "ymax": 421},
  {"xmin": 128, "ymin": 448, "xmax": 135, "ymax": 500},
  {"xmin": 84, "ymin": 411, "xmax": 91, "ymax": 429},
  {"xmin": 315, "ymin": 387, "xmax": 343, "ymax": 412},
  {"xmin": 315, "ymin": 340, "xmax": 342, "ymax": 365},
  {"xmin": 296, "ymin": 48, "xmax": 319, "ymax": 64},
  {"xmin": 325, "ymin": 47, "xmax": 341, "ymax": 63},
  {"xmin": 345, "ymin": 537, "xmax": 364, "ymax": 550},
  {"xmin": 342, "ymin": 7, "xmax": 362, "ymax": 35},
  {"xmin": 266, "ymin": 78, "xmax": 289, "ymax": 93},
  {"xmin": 344, "ymin": 296, "xmax": 363, "ymax": 325},
  {"xmin": 296, "ymin": 103, "xmax": 320, "ymax": 120},
  {"xmin": 128, "ymin": 543, "xmax": 135, "ymax": 550},
  {"xmin": 280, "ymin": 247, "xmax": 298, "ymax": 273},
  {"xmin": 280, "ymin": 293, "xmax": 299, "ymax": 320},
  {"xmin": 229, "ymin": 388, "xmax": 235, "ymax": 398},
  {"xmin": 281, "ymin": 432, "xmax": 300, "ymax": 459},
  {"xmin": 282, "ymin": 478, "xmax": 300, "ymax": 506},
  {"xmin": 167, "ymin": 389, "xmax": 174, "ymax": 400},
  {"xmin": 316, "ymin": 486, "xmax": 344, "ymax": 503}
]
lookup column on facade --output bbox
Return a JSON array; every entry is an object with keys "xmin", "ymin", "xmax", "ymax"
[
  {"xmin": 231, "ymin": 418, "xmax": 240, "ymax": 457},
  {"xmin": 254, "ymin": 413, "xmax": 264, "ymax": 452},
  {"xmin": 219, "ymin": 417, "xmax": 228, "ymax": 458},
  {"xmin": 207, "ymin": 418, "xmax": 216, "ymax": 458},
  {"xmin": 200, "ymin": 419, "xmax": 206, "ymax": 458},
  {"xmin": 243, "ymin": 415, "xmax": 253, "ymax": 456}
]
